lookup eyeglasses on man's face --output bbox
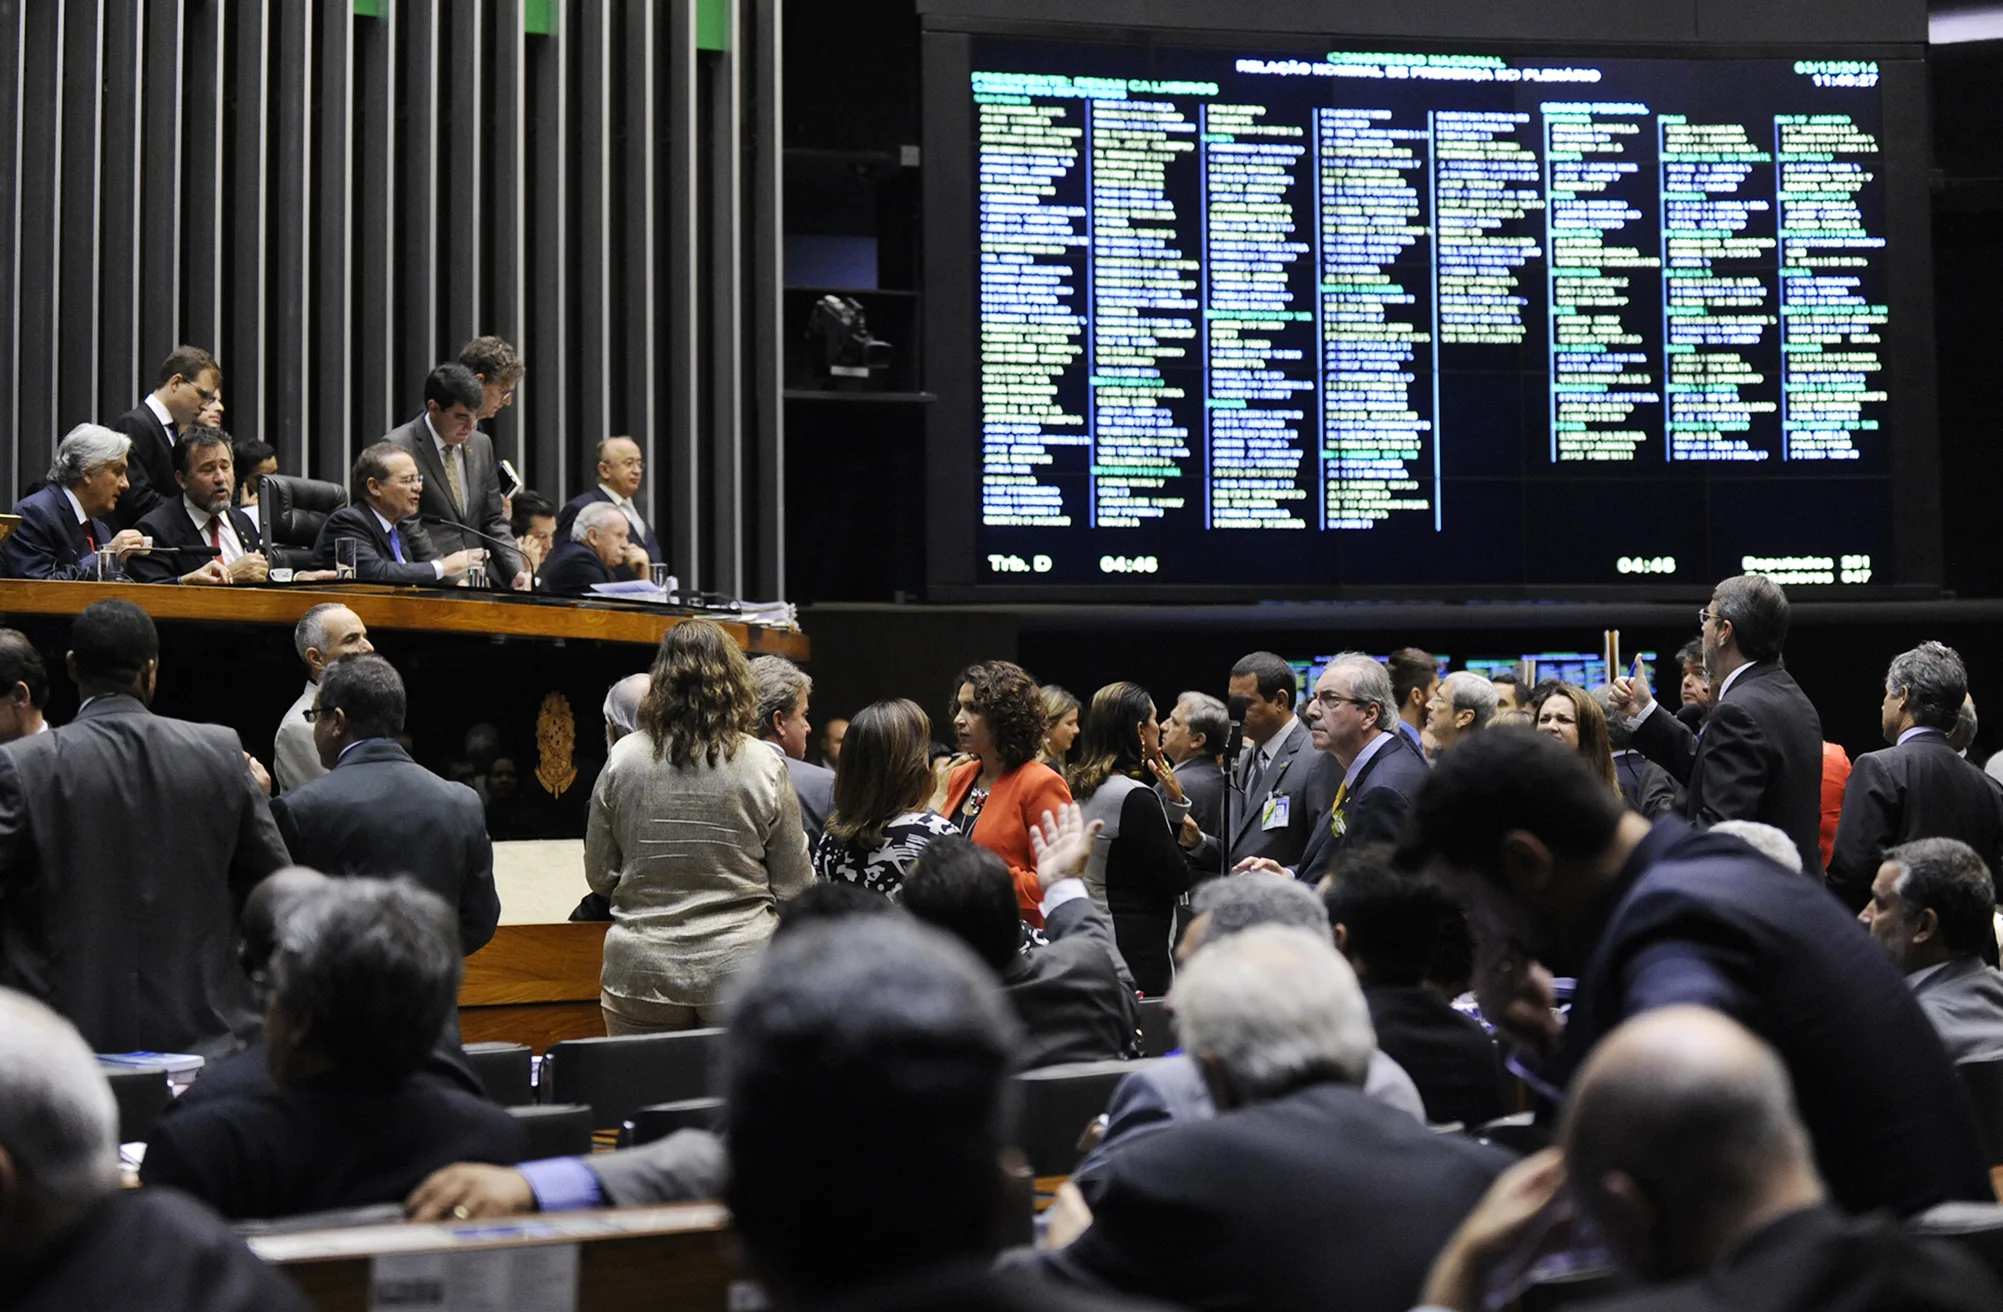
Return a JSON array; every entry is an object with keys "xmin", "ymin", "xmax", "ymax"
[{"xmin": 302, "ymin": 705, "xmax": 339, "ymax": 722}]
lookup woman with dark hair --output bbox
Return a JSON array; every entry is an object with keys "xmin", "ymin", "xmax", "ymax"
[
  {"xmin": 814, "ymin": 698, "xmax": 957, "ymax": 897},
  {"xmin": 1038, "ymin": 684, "xmax": 1081, "ymax": 772},
  {"xmin": 941, "ymin": 660, "xmax": 1073, "ymax": 927},
  {"xmin": 586, "ymin": 618, "xmax": 813, "ymax": 1033},
  {"xmin": 1069, "ymin": 681, "xmax": 1196, "ymax": 995},
  {"xmin": 231, "ymin": 436, "xmax": 278, "ymax": 529},
  {"xmin": 1531, "ymin": 680, "xmax": 1621, "ymax": 797}
]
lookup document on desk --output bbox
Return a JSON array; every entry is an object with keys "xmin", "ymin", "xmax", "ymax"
[{"xmin": 369, "ymin": 1245, "xmax": 579, "ymax": 1312}]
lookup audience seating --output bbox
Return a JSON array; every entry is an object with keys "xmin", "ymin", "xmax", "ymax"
[
  {"xmin": 1472, "ymin": 1111, "xmax": 1553, "ymax": 1157},
  {"xmin": 1911, "ymin": 1201, "xmax": 2003, "ymax": 1286},
  {"xmin": 1135, "ymin": 997, "xmax": 1176, "ymax": 1057},
  {"xmin": 507, "ymin": 1103, "xmax": 595, "ymax": 1159},
  {"xmin": 1014, "ymin": 1058, "xmax": 1160, "ymax": 1177},
  {"xmin": 1957, "ymin": 1058, "xmax": 2003, "ymax": 1165},
  {"xmin": 463, "ymin": 1041, "xmax": 535, "ymax": 1106},
  {"xmin": 626, "ymin": 1097, "xmax": 725, "ymax": 1145},
  {"xmin": 105, "ymin": 1068, "xmax": 172, "ymax": 1144},
  {"xmin": 540, "ymin": 1029, "xmax": 724, "ymax": 1131},
  {"xmin": 258, "ymin": 473, "xmax": 348, "ymax": 570}
]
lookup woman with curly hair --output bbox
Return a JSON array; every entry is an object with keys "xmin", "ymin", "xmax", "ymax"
[
  {"xmin": 814, "ymin": 698, "xmax": 958, "ymax": 897},
  {"xmin": 1069, "ymin": 681, "xmax": 1196, "ymax": 995},
  {"xmin": 586, "ymin": 618, "xmax": 813, "ymax": 1033},
  {"xmin": 1038, "ymin": 684, "xmax": 1081, "ymax": 772},
  {"xmin": 1530, "ymin": 680, "xmax": 1622, "ymax": 797},
  {"xmin": 941, "ymin": 660, "xmax": 1074, "ymax": 926}
]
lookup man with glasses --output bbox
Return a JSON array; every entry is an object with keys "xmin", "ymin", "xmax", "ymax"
[
  {"xmin": 108, "ymin": 345, "xmax": 225, "ymax": 529},
  {"xmin": 556, "ymin": 436, "xmax": 661, "ymax": 580},
  {"xmin": 1609, "ymin": 573, "xmax": 1824, "ymax": 875},
  {"xmin": 311, "ymin": 442, "xmax": 477, "ymax": 585}
]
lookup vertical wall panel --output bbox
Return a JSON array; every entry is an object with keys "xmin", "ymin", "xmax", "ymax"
[
  {"xmin": 750, "ymin": 0, "xmax": 783, "ymax": 598},
  {"xmin": 140, "ymin": 0, "xmax": 187, "ymax": 373},
  {"xmin": 573, "ymin": 2, "xmax": 611, "ymax": 468},
  {"xmin": 312, "ymin": 0, "xmax": 349, "ymax": 482},
  {"xmin": 489, "ymin": 0, "xmax": 524, "ymax": 467},
  {"xmin": 228, "ymin": 0, "xmax": 268, "ymax": 445},
  {"xmin": 706, "ymin": 3, "xmax": 743, "ymax": 597},
  {"xmin": 97, "ymin": 0, "xmax": 140, "ymax": 417},
  {"xmin": 526, "ymin": 5, "xmax": 566, "ymax": 499},
  {"xmin": 355, "ymin": 1, "xmax": 395, "ymax": 438},
  {"xmin": 663, "ymin": 0, "xmax": 696, "ymax": 585},
  {"xmin": 55, "ymin": 1, "xmax": 103, "ymax": 428},
  {"xmin": 268, "ymin": 0, "xmax": 308, "ymax": 472},
  {"xmin": 0, "ymin": 0, "xmax": 26, "ymax": 489},
  {"xmin": 443, "ymin": 0, "xmax": 480, "ymax": 352},
  {"xmin": 396, "ymin": 0, "xmax": 438, "ymax": 403},
  {"xmin": 183, "ymin": 0, "xmax": 223, "ymax": 350}
]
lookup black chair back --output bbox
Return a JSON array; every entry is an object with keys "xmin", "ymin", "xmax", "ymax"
[
  {"xmin": 541, "ymin": 1029, "xmax": 725, "ymax": 1131},
  {"xmin": 626, "ymin": 1097, "xmax": 726, "ymax": 1145},
  {"xmin": 1135, "ymin": 997, "xmax": 1176, "ymax": 1057},
  {"xmin": 463, "ymin": 1041, "xmax": 535, "ymax": 1106},
  {"xmin": 1472, "ymin": 1111, "xmax": 1554, "ymax": 1157},
  {"xmin": 1013, "ymin": 1058, "xmax": 1158, "ymax": 1177},
  {"xmin": 1912, "ymin": 1201, "xmax": 2003, "ymax": 1287},
  {"xmin": 259, "ymin": 473, "xmax": 348, "ymax": 569},
  {"xmin": 1958, "ymin": 1058, "xmax": 2003, "ymax": 1166},
  {"xmin": 507, "ymin": 1104, "xmax": 595, "ymax": 1159},
  {"xmin": 105, "ymin": 1067, "xmax": 172, "ymax": 1144}
]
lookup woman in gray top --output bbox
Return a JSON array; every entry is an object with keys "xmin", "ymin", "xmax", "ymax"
[{"xmin": 586, "ymin": 619, "xmax": 814, "ymax": 1033}]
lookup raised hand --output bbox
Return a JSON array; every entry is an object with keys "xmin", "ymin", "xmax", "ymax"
[{"xmin": 1028, "ymin": 801, "xmax": 1103, "ymax": 895}]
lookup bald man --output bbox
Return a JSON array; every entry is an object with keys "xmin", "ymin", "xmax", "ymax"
[{"xmin": 1423, "ymin": 1007, "xmax": 2002, "ymax": 1312}]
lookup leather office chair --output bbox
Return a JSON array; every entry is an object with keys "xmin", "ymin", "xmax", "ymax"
[
  {"xmin": 506, "ymin": 1104, "xmax": 595, "ymax": 1159},
  {"xmin": 1135, "ymin": 997, "xmax": 1176, "ymax": 1057},
  {"xmin": 625, "ymin": 1097, "xmax": 725, "ymax": 1145},
  {"xmin": 1013, "ymin": 1057, "xmax": 1162, "ymax": 1177},
  {"xmin": 105, "ymin": 1067, "xmax": 172, "ymax": 1144},
  {"xmin": 540, "ymin": 1029, "xmax": 724, "ymax": 1132},
  {"xmin": 1957, "ymin": 1057, "xmax": 2003, "ymax": 1166},
  {"xmin": 463, "ymin": 1041, "xmax": 535, "ymax": 1107},
  {"xmin": 259, "ymin": 473, "xmax": 348, "ymax": 571},
  {"xmin": 1912, "ymin": 1201, "xmax": 2003, "ymax": 1286}
]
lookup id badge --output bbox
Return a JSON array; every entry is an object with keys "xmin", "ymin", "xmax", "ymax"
[{"xmin": 1260, "ymin": 794, "xmax": 1290, "ymax": 831}]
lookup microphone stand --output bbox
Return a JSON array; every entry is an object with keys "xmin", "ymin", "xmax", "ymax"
[{"xmin": 415, "ymin": 515, "xmax": 524, "ymax": 585}]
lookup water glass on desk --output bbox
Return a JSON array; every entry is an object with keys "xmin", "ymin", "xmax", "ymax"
[
  {"xmin": 649, "ymin": 563, "xmax": 674, "ymax": 598},
  {"xmin": 334, "ymin": 538, "xmax": 358, "ymax": 581},
  {"xmin": 464, "ymin": 548, "xmax": 489, "ymax": 590}
]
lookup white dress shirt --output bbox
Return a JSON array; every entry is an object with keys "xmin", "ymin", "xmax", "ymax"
[
  {"xmin": 182, "ymin": 496, "xmax": 244, "ymax": 566},
  {"xmin": 597, "ymin": 482, "xmax": 649, "ymax": 540}
]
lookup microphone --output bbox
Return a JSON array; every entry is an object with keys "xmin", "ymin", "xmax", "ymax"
[
  {"xmin": 1224, "ymin": 694, "xmax": 1250, "ymax": 762},
  {"xmin": 141, "ymin": 545, "xmax": 222, "ymax": 557},
  {"xmin": 415, "ymin": 514, "xmax": 522, "ymax": 562}
]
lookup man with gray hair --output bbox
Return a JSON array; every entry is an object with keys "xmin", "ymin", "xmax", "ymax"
[
  {"xmin": 1425, "ymin": 670, "xmax": 1498, "ymax": 760},
  {"xmin": 1, "ymin": 424, "xmax": 154, "ymax": 579},
  {"xmin": 0, "ymin": 988, "xmax": 310, "ymax": 1310},
  {"xmin": 603, "ymin": 671, "xmax": 650, "ymax": 748},
  {"xmin": 752, "ymin": 654, "xmax": 834, "ymax": 845},
  {"xmin": 1858, "ymin": 837, "xmax": 2003, "ymax": 1061},
  {"xmin": 1040, "ymin": 925, "xmax": 1508, "ymax": 1311},
  {"xmin": 1829, "ymin": 641, "xmax": 2003, "ymax": 911},
  {"xmin": 274, "ymin": 602, "xmax": 374, "ymax": 792},
  {"xmin": 1161, "ymin": 690, "xmax": 1229, "ymax": 839},
  {"xmin": 537, "ymin": 499, "xmax": 646, "ymax": 596}
]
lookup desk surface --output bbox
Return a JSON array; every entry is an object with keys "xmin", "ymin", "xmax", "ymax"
[{"xmin": 0, "ymin": 580, "xmax": 808, "ymax": 656}]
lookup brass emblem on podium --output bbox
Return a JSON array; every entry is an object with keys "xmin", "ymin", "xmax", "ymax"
[{"xmin": 535, "ymin": 692, "xmax": 578, "ymax": 798}]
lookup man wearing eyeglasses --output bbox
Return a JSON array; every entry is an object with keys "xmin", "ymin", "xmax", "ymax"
[
  {"xmin": 311, "ymin": 442, "xmax": 477, "ymax": 585},
  {"xmin": 107, "ymin": 345, "xmax": 226, "ymax": 529},
  {"xmin": 1609, "ymin": 573, "xmax": 1824, "ymax": 875}
]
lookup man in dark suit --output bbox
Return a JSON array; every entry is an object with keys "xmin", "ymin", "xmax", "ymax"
[
  {"xmin": 0, "ymin": 628, "xmax": 50, "ymax": 743},
  {"xmin": 386, "ymin": 362, "xmax": 529, "ymax": 590},
  {"xmin": 535, "ymin": 501, "xmax": 634, "ymax": 597},
  {"xmin": 1424, "ymin": 1007, "xmax": 2002, "ymax": 1312},
  {"xmin": 1828, "ymin": 642, "xmax": 2003, "ymax": 911},
  {"xmin": 1161, "ymin": 690, "xmax": 1228, "ymax": 839},
  {"xmin": 106, "ymin": 344, "xmax": 223, "ymax": 530},
  {"xmin": 903, "ymin": 827, "xmax": 1138, "ymax": 1070},
  {"xmin": 1859, "ymin": 838, "xmax": 2003, "ymax": 1062},
  {"xmin": 1324, "ymin": 848, "xmax": 1505, "ymax": 1128},
  {"xmin": 751, "ymin": 654, "xmax": 836, "ymax": 845},
  {"xmin": 0, "ymin": 424, "xmax": 155, "ymax": 580},
  {"xmin": 269, "ymin": 655, "xmax": 499, "ymax": 956},
  {"xmin": 1611, "ymin": 574, "xmax": 1825, "ymax": 875},
  {"xmin": 0, "ymin": 600, "xmax": 289, "ymax": 1056},
  {"xmin": 141, "ymin": 878, "xmax": 526, "ymax": 1220},
  {"xmin": 1424, "ymin": 670, "xmax": 1498, "ymax": 760},
  {"xmin": 1039, "ymin": 925, "xmax": 1508, "ymax": 1312},
  {"xmin": 127, "ymin": 428, "xmax": 269, "ymax": 585},
  {"xmin": 1194, "ymin": 650, "xmax": 1341, "ymax": 873},
  {"xmin": 556, "ymin": 436, "xmax": 662, "ymax": 579},
  {"xmin": 1401, "ymin": 729, "xmax": 1992, "ymax": 1217},
  {"xmin": 312, "ymin": 441, "xmax": 475, "ymax": 585}
]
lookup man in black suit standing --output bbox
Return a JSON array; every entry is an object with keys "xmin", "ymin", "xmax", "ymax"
[
  {"xmin": 1039, "ymin": 924, "xmax": 1508, "ymax": 1312},
  {"xmin": 1401, "ymin": 729, "xmax": 1991, "ymax": 1217},
  {"xmin": 0, "ymin": 425, "xmax": 155, "ymax": 580},
  {"xmin": 269, "ymin": 655, "xmax": 499, "ymax": 956},
  {"xmin": 0, "ymin": 600, "xmax": 290, "ymax": 1056},
  {"xmin": 555, "ymin": 436, "xmax": 661, "ymax": 579},
  {"xmin": 312, "ymin": 442, "xmax": 476, "ymax": 585},
  {"xmin": 128, "ymin": 429, "xmax": 269, "ymax": 585},
  {"xmin": 1610, "ymin": 573, "xmax": 1824, "ymax": 875},
  {"xmin": 1424, "ymin": 1007, "xmax": 2001, "ymax": 1312},
  {"xmin": 106, "ymin": 345, "xmax": 223, "ymax": 529},
  {"xmin": 1827, "ymin": 642, "xmax": 2003, "ymax": 911},
  {"xmin": 0, "ymin": 629, "xmax": 50, "ymax": 743},
  {"xmin": 1194, "ymin": 650, "xmax": 1340, "ymax": 873},
  {"xmin": 536, "ymin": 501, "xmax": 639, "ymax": 597},
  {"xmin": 1160, "ymin": 690, "xmax": 1228, "ymax": 840},
  {"xmin": 386, "ymin": 363, "xmax": 529, "ymax": 591}
]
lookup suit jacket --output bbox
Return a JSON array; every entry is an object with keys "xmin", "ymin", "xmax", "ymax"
[
  {"xmin": 1003, "ymin": 893, "xmax": 1140, "ymax": 1069},
  {"xmin": 387, "ymin": 415, "xmax": 526, "ymax": 585},
  {"xmin": 781, "ymin": 751, "xmax": 836, "ymax": 847},
  {"xmin": 272, "ymin": 681, "xmax": 326, "ymax": 794},
  {"xmin": 589, "ymin": 1127, "xmax": 729, "ymax": 1207},
  {"xmin": 0, "ymin": 694, "xmax": 289, "ymax": 1055},
  {"xmin": 1363, "ymin": 982, "xmax": 1506, "ymax": 1128},
  {"xmin": 536, "ymin": 539, "xmax": 616, "ymax": 596},
  {"xmin": 311, "ymin": 502, "xmax": 442, "ymax": 585},
  {"xmin": 1548, "ymin": 818, "xmax": 1991, "ymax": 1217},
  {"xmin": 1297, "ymin": 730, "xmax": 1430, "ymax": 883},
  {"xmin": 1194, "ymin": 720, "xmax": 1343, "ymax": 873},
  {"xmin": 270, "ymin": 740, "xmax": 500, "ymax": 955},
  {"xmin": 126, "ymin": 497, "xmax": 263, "ymax": 583},
  {"xmin": 0, "ymin": 483, "xmax": 118, "ymax": 579},
  {"xmin": 558, "ymin": 487, "xmax": 663, "ymax": 578},
  {"xmin": 944, "ymin": 759, "xmax": 1074, "ymax": 926},
  {"xmin": 1910, "ymin": 955, "xmax": 2003, "ymax": 1064},
  {"xmin": 1827, "ymin": 731, "xmax": 2003, "ymax": 912},
  {"xmin": 107, "ymin": 399, "xmax": 180, "ymax": 529},
  {"xmin": 1629, "ymin": 661, "xmax": 1825, "ymax": 875},
  {"xmin": 1169, "ymin": 755, "xmax": 1225, "ymax": 840},
  {"xmin": 1615, "ymin": 748, "xmax": 1681, "ymax": 820},
  {"xmin": 1573, "ymin": 1204, "xmax": 2003, "ymax": 1312},
  {"xmin": 1041, "ymin": 1080, "xmax": 1508, "ymax": 1312}
]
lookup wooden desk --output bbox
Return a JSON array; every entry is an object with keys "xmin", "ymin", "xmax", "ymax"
[
  {"xmin": 0, "ymin": 580, "xmax": 808, "ymax": 656},
  {"xmin": 250, "ymin": 1203, "xmax": 743, "ymax": 1312},
  {"xmin": 460, "ymin": 922, "xmax": 609, "ymax": 1052}
]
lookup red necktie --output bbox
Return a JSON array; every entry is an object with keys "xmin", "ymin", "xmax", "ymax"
[{"xmin": 208, "ymin": 518, "xmax": 222, "ymax": 552}]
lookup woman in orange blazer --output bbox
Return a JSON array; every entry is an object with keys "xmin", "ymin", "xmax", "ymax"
[{"xmin": 938, "ymin": 660, "xmax": 1073, "ymax": 927}]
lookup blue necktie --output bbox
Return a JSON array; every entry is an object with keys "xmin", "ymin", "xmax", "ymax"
[{"xmin": 389, "ymin": 526, "xmax": 405, "ymax": 563}]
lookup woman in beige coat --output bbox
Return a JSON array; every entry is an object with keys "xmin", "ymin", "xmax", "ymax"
[{"xmin": 586, "ymin": 618, "xmax": 813, "ymax": 1033}]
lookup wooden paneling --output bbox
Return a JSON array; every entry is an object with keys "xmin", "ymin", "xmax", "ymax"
[{"xmin": 462, "ymin": 921, "xmax": 607, "ymax": 1005}]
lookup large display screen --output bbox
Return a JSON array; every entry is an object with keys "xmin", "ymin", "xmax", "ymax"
[{"xmin": 949, "ymin": 35, "xmax": 1921, "ymax": 593}]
